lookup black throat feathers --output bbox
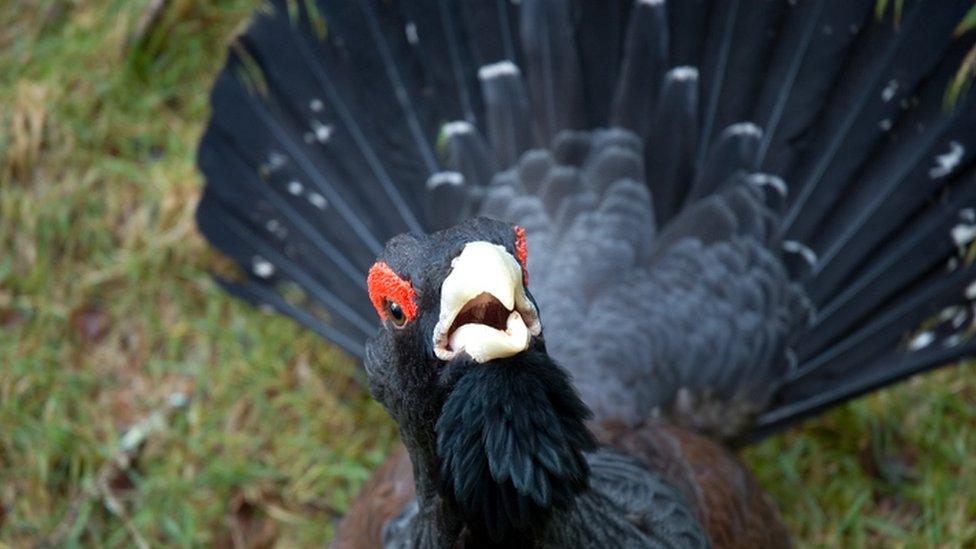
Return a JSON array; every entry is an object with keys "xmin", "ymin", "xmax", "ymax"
[{"xmin": 434, "ymin": 350, "xmax": 597, "ymax": 543}]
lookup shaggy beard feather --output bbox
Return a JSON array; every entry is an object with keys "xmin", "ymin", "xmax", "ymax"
[{"xmin": 435, "ymin": 350, "xmax": 597, "ymax": 542}]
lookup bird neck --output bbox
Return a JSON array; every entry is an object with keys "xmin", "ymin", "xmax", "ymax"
[
  {"xmin": 399, "ymin": 419, "xmax": 465, "ymax": 548},
  {"xmin": 432, "ymin": 350, "xmax": 597, "ymax": 543}
]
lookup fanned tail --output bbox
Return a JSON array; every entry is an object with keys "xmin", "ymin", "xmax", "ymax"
[
  {"xmin": 751, "ymin": 2, "xmax": 976, "ymax": 437},
  {"xmin": 197, "ymin": 0, "xmax": 976, "ymax": 440}
]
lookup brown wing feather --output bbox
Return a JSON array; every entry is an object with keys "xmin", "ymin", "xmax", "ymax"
[
  {"xmin": 333, "ymin": 445, "xmax": 415, "ymax": 549},
  {"xmin": 599, "ymin": 421, "xmax": 792, "ymax": 549}
]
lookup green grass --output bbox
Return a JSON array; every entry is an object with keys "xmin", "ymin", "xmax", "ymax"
[{"xmin": 1, "ymin": 1, "xmax": 974, "ymax": 547}]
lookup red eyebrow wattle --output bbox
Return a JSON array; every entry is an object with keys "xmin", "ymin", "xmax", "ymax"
[
  {"xmin": 514, "ymin": 225, "xmax": 528, "ymax": 286},
  {"xmin": 367, "ymin": 261, "xmax": 418, "ymax": 322}
]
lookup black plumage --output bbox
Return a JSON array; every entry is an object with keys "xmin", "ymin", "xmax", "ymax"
[
  {"xmin": 436, "ymin": 350, "xmax": 595, "ymax": 542},
  {"xmin": 195, "ymin": 0, "xmax": 976, "ymax": 545}
]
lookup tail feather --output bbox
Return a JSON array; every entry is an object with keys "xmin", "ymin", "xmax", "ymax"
[
  {"xmin": 397, "ymin": 0, "xmax": 482, "ymax": 125},
  {"xmin": 645, "ymin": 67, "xmax": 700, "ymax": 226},
  {"xmin": 793, "ymin": 262, "xmax": 976, "ymax": 383},
  {"xmin": 196, "ymin": 192, "xmax": 375, "ymax": 339},
  {"xmin": 753, "ymin": 336, "xmax": 976, "ymax": 439},
  {"xmin": 540, "ymin": 166, "xmax": 583, "ymax": 221},
  {"xmin": 443, "ymin": 121, "xmax": 499, "ymax": 189},
  {"xmin": 196, "ymin": 0, "xmax": 976, "ymax": 442},
  {"xmin": 571, "ymin": 0, "xmax": 630, "ymax": 127},
  {"xmin": 807, "ymin": 41, "xmax": 976, "ymax": 302},
  {"xmin": 332, "ymin": 1, "xmax": 444, "ymax": 171},
  {"xmin": 783, "ymin": 0, "xmax": 972, "ymax": 242},
  {"xmin": 754, "ymin": 0, "xmax": 875, "ymax": 173},
  {"xmin": 206, "ymin": 62, "xmax": 387, "ymax": 256},
  {"xmin": 198, "ymin": 130, "xmax": 370, "ymax": 285},
  {"xmin": 701, "ymin": 0, "xmax": 787, "ymax": 152},
  {"xmin": 215, "ymin": 277, "xmax": 366, "ymax": 359},
  {"xmin": 480, "ymin": 63, "xmax": 536, "ymax": 167},
  {"xmin": 800, "ymin": 169, "xmax": 976, "ymax": 358},
  {"xmin": 581, "ymin": 132, "xmax": 644, "ymax": 196},
  {"xmin": 515, "ymin": 149, "xmax": 555, "ymax": 196},
  {"xmin": 232, "ymin": 3, "xmax": 431, "ymax": 236},
  {"xmin": 521, "ymin": 0, "xmax": 586, "ymax": 143},
  {"xmin": 689, "ymin": 122, "xmax": 763, "ymax": 203},
  {"xmin": 458, "ymin": 0, "xmax": 522, "ymax": 68},
  {"xmin": 665, "ymin": 0, "xmax": 710, "ymax": 67},
  {"xmin": 696, "ymin": 0, "xmax": 740, "ymax": 165},
  {"xmin": 425, "ymin": 172, "xmax": 471, "ymax": 232},
  {"xmin": 610, "ymin": 0, "xmax": 668, "ymax": 139}
]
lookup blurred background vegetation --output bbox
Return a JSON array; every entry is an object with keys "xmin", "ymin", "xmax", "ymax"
[{"xmin": 1, "ymin": 0, "xmax": 974, "ymax": 546}]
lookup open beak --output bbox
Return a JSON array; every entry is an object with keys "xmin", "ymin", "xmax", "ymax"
[{"xmin": 432, "ymin": 241, "xmax": 541, "ymax": 363}]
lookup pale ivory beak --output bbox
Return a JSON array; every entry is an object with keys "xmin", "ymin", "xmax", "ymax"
[{"xmin": 432, "ymin": 241, "xmax": 541, "ymax": 363}]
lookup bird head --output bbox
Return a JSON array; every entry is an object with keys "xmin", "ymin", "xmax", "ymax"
[{"xmin": 364, "ymin": 216, "xmax": 595, "ymax": 541}]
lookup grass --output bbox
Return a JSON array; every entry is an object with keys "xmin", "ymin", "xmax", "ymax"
[{"xmin": 0, "ymin": 0, "xmax": 974, "ymax": 546}]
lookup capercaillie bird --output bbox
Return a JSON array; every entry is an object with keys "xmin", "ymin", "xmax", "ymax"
[{"xmin": 195, "ymin": 0, "xmax": 976, "ymax": 546}]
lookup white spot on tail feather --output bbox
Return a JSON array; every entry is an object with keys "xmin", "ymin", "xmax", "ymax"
[
  {"xmin": 405, "ymin": 22, "xmax": 419, "ymax": 45},
  {"xmin": 478, "ymin": 61, "xmax": 520, "ymax": 81},
  {"xmin": 728, "ymin": 122, "xmax": 763, "ymax": 138},
  {"xmin": 669, "ymin": 66, "xmax": 699, "ymax": 81},
  {"xmin": 966, "ymin": 281, "xmax": 976, "ymax": 300},
  {"xmin": 940, "ymin": 305, "xmax": 962, "ymax": 322},
  {"xmin": 951, "ymin": 223, "xmax": 976, "ymax": 247},
  {"xmin": 943, "ymin": 333, "xmax": 965, "ymax": 348},
  {"xmin": 909, "ymin": 331, "xmax": 935, "ymax": 351},
  {"xmin": 311, "ymin": 121, "xmax": 334, "ymax": 143},
  {"xmin": 266, "ymin": 219, "xmax": 287, "ymax": 239},
  {"xmin": 287, "ymin": 181, "xmax": 303, "ymax": 195},
  {"xmin": 252, "ymin": 256, "xmax": 275, "ymax": 278},
  {"xmin": 427, "ymin": 171, "xmax": 465, "ymax": 189},
  {"xmin": 881, "ymin": 79, "xmax": 899, "ymax": 102},
  {"xmin": 929, "ymin": 141, "xmax": 964, "ymax": 179},
  {"xmin": 308, "ymin": 192, "xmax": 328, "ymax": 209},
  {"xmin": 266, "ymin": 152, "xmax": 287, "ymax": 171},
  {"xmin": 443, "ymin": 121, "xmax": 474, "ymax": 137},
  {"xmin": 952, "ymin": 309, "xmax": 969, "ymax": 329},
  {"xmin": 309, "ymin": 98, "xmax": 324, "ymax": 112},
  {"xmin": 783, "ymin": 240, "xmax": 817, "ymax": 266},
  {"xmin": 747, "ymin": 173, "xmax": 787, "ymax": 197}
]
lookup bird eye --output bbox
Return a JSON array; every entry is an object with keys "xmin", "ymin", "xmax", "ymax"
[
  {"xmin": 386, "ymin": 300, "xmax": 407, "ymax": 328},
  {"xmin": 367, "ymin": 261, "xmax": 418, "ymax": 326}
]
